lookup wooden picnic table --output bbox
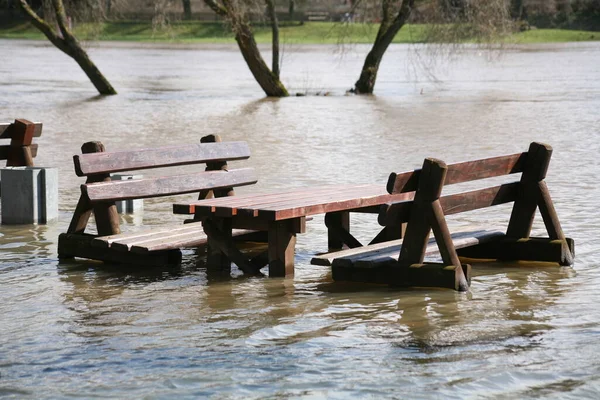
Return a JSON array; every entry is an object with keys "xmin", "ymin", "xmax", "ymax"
[{"xmin": 173, "ymin": 184, "xmax": 413, "ymax": 277}]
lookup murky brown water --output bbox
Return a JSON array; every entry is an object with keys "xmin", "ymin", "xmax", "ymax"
[{"xmin": 1, "ymin": 39, "xmax": 599, "ymax": 398}]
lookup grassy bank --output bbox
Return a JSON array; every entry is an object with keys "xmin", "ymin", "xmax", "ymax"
[{"xmin": 0, "ymin": 21, "xmax": 597, "ymax": 44}]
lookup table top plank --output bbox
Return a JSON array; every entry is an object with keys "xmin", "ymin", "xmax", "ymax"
[
  {"xmin": 211, "ymin": 185, "xmax": 359, "ymax": 217},
  {"xmin": 231, "ymin": 185, "xmax": 379, "ymax": 218},
  {"xmin": 173, "ymin": 184, "xmax": 415, "ymax": 221}
]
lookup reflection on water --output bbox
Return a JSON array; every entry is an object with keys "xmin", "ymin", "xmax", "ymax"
[{"xmin": 0, "ymin": 39, "xmax": 599, "ymax": 398}]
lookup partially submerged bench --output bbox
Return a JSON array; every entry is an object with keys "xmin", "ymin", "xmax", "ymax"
[
  {"xmin": 0, "ymin": 119, "xmax": 42, "ymax": 168},
  {"xmin": 312, "ymin": 142, "xmax": 574, "ymax": 291},
  {"xmin": 58, "ymin": 135, "xmax": 259, "ymax": 267}
]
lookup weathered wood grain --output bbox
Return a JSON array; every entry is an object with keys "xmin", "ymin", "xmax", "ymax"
[
  {"xmin": 83, "ymin": 168, "xmax": 257, "ymax": 202},
  {"xmin": 0, "ymin": 121, "xmax": 43, "ymax": 139},
  {"xmin": 506, "ymin": 142, "xmax": 553, "ymax": 238},
  {"xmin": 0, "ymin": 144, "xmax": 38, "ymax": 160},
  {"xmin": 386, "ymin": 152, "xmax": 526, "ymax": 194},
  {"xmin": 73, "ymin": 141, "xmax": 251, "ymax": 176},
  {"xmin": 58, "ymin": 233, "xmax": 182, "ymax": 266},
  {"xmin": 457, "ymin": 236, "xmax": 574, "ymax": 266}
]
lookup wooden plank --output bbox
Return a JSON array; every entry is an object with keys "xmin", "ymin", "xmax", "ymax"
[
  {"xmin": 440, "ymin": 182, "xmax": 520, "ymax": 216},
  {"xmin": 130, "ymin": 229, "xmax": 257, "ymax": 253},
  {"xmin": 386, "ymin": 152, "xmax": 526, "ymax": 194},
  {"xmin": 378, "ymin": 182, "xmax": 519, "ymax": 227},
  {"xmin": 92, "ymin": 222, "xmax": 206, "ymax": 249},
  {"xmin": 83, "ymin": 168, "xmax": 257, "ymax": 202},
  {"xmin": 173, "ymin": 185, "xmax": 380, "ymax": 216},
  {"xmin": 0, "ymin": 144, "xmax": 38, "ymax": 160},
  {"xmin": 58, "ymin": 233, "xmax": 182, "ymax": 266},
  {"xmin": 0, "ymin": 122, "xmax": 43, "ymax": 139},
  {"xmin": 313, "ymin": 229, "xmax": 503, "ymax": 266},
  {"xmin": 240, "ymin": 185, "xmax": 382, "ymax": 217},
  {"xmin": 203, "ymin": 185, "xmax": 375, "ymax": 217},
  {"xmin": 354, "ymin": 229, "xmax": 503, "ymax": 268},
  {"xmin": 244, "ymin": 187, "xmax": 411, "ymax": 220},
  {"xmin": 456, "ymin": 236, "xmax": 574, "ymax": 266},
  {"xmin": 73, "ymin": 141, "xmax": 251, "ymax": 176},
  {"xmin": 208, "ymin": 186, "xmax": 357, "ymax": 217}
]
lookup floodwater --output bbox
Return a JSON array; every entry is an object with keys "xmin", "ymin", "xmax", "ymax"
[{"xmin": 1, "ymin": 38, "xmax": 599, "ymax": 398}]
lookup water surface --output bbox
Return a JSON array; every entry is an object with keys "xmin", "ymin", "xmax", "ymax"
[{"xmin": 1, "ymin": 39, "xmax": 599, "ymax": 398}]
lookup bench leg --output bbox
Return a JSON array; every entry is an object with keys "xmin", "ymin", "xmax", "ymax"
[{"xmin": 268, "ymin": 220, "xmax": 296, "ymax": 277}]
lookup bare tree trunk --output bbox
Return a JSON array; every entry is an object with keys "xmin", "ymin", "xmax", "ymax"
[
  {"xmin": 265, "ymin": 0, "xmax": 280, "ymax": 78},
  {"xmin": 204, "ymin": 0, "xmax": 288, "ymax": 97},
  {"xmin": 19, "ymin": 0, "xmax": 117, "ymax": 95},
  {"xmin": 182, "ymin": 0, "xmax": 192, "ymax": 20},
  {"xmin": 354, "ymin": 0, "xmax": 414, "ymax": 94},
  {"xmin": 289, "ymin": 0, "xmax": 295, "ymax": 22}
]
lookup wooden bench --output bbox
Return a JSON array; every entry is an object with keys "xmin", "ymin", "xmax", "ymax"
[
  {"xmin": 58, "ymin": 135, "xmax": 260, "ymax": 268},
  {"xmin": 0, "ymin": 119, "xmax": 42, "ymax": 168},
  {"xmin": 0, "ymin": 119, "xmax": 43, "ymax": 196},
  {"xmin": 312, "ymin": 142, "xmax": 575, "ymax": 291}
]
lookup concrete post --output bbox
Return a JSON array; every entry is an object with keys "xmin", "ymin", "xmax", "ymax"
[
  {"xmin": 1, "ymin": 167, "xmax": 58, "ymax": 224},
  {"xmin": 111, "ymin": 174, "xmax": 144, "ymax": 214}
]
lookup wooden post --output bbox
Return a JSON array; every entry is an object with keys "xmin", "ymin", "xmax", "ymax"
[
  {"xmin": 397, "ymin": 158, "xmax": 469, "ymax": 291},
  {"xmin": 325, "ymin": 211, "xmax": 361, "ymax": 250},
  {"xmin": 268, "ymin": 220, "xmax": 296, "ymax": 277},
  {"xmin": 506, "ymin": 142, "xmax": 552, "ymax": 238},
  {"xmin": 204, "ymin": 217, "xmax": 234, "ymax": 272},
  {"xmin": 198, "ymin": 134, "xmax": 235, "ymax": 200},
  {"xmin": 66, "ymin": 141, "xmax": 120, "ymax": 236},
  {"xmin": 7, "ymin": 119, "xmax": 35, "ymax": 167},
  {"xmin": 398, "ymin": 158, "xmax": 447, "ymax": 266}
]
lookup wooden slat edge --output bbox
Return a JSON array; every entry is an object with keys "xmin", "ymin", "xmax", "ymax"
[
  {"xmin": 445, "ymin": 152, "xmax": 526, "ymax": 185},
  {"xmin": 0, "ymin": 122, "xmax": 43, "ymax": 139},
  {"xmin": 73, "ymin": 141, "xmax": 251, "ymax": 177},
  {"xmin": 83, "ymin": 168, "xmax": 257, "ymax": 202},
  {"xmin": 0, "ymin": 144, "xmax": 38, "ymax": 160},
  {"xmin": 386, "ymin": 152, "xmax": 526, "ymax": 194},
  {"xmin": 440, "ymin": 182, "xmax": 520, "ymax": 216}
]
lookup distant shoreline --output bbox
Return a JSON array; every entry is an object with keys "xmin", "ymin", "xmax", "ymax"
[{"xmin": 1, "ymin": 21, "xmax": 598, "ymax": 45}]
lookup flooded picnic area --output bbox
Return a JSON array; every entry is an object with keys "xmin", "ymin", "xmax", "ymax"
[{"xmin": 1, "ymin": 39, "xmax": 600, "ymax": 398}]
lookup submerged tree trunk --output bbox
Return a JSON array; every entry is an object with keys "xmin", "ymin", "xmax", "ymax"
[
  {"xmin": 354, "ymin": 0, "xmax": 414, "ymax": 94},
  {"xmin": 19, "ymin": 0, "xmax": 117, "ymax": 95},
  {"xmin": 265, "ymin": 0, "xmax": 280, "ymax": 78},
  {"xmin": 204, "ymin": 0, "xmax": 288, "ymax": 97},
  {"xmin": 182, "ymin": 0, "xmax": 192, "ymax": 20}
]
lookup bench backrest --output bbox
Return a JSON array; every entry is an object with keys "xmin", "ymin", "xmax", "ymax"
[
  {"xmin": 377, "ymin": 142, "xmax": 567, "ymax": 289},
  {"xmin": 0, "ymin": 119, "xmax": 43, "ymax": 167},
  {"xmin": 75, "ymin": 138, "xmax": 256, "ymax": 203},
  {"xmin": 381, "ymin": 146, "xmax": 530, "ymax": 225},
  {"xmin": 67, "ymin": 135, "xmax": 257, "ymax": 236}
]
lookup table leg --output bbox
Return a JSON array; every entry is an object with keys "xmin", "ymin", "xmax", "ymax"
[
  {"xmin": 206, "ymin": 217, "xmax": 232, "ymax": 272},
  {"xmin": 326, "ymin": 211, "xmax": 350, "ymax": 251},
  {"xmin": 268, "ymin": 220, "xmax": 297, "ymax": 277}
]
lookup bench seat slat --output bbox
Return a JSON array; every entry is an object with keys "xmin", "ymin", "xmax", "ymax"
[
  {"xmin": 0, "ymin": 122, "xmax": 43, "ymax": 139},
  {"xmin": 83, "ymin": 168, "xmax": 257, "ymax": 202},
  {"xmin": 312, "ymin": 229, "xmax": 504, "ymax": 267},
  {"xmin": 0, "ymin": 144, "xmax": 38, "ymax": 160},
  {"xmin": 92, "ymin": 222, "xmax": 207, "ymax": 248},
  {"xmin": 73, "ymin": 142, "xmax": 251, "ymax": 176},
  {"xmin": 93, "ymin": 222, "xmax": 256, "ymax": 253}
]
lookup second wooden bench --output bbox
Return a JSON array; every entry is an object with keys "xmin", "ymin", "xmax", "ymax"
[
  {"xmin": 58, "ymin": 135, "xmax": 260, "ymax": 269},
  {"xmin": 312, "ymin": 142, "xmax": 575, "ymax": 291}
]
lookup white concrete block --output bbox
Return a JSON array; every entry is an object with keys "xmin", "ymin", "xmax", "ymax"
[
  {"xmin": 111, "ymin": 174, "xmax": 144, "ymax": 214},
  {"xmin": 1, "ymin": 167, "xmax": 58, "ymax": 224}
]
